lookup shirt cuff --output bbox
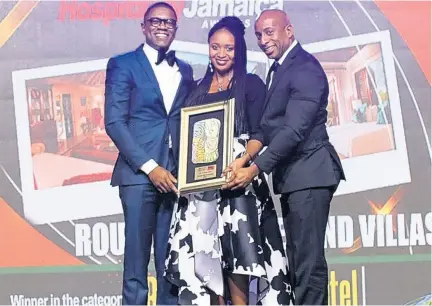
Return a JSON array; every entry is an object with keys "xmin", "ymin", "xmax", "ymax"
[{"xmin": 140, "ymin": 159, "xmax": 158, "ymax": 175}]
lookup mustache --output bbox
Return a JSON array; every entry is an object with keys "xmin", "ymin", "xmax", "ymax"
[{"xmin": 153, "ymin": 28, "xmax": 169, "ymax": 32}]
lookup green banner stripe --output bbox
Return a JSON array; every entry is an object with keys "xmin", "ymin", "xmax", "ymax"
[{"xmin": 0, "ymin": 254, "xmax": 430, "ymax": 275}]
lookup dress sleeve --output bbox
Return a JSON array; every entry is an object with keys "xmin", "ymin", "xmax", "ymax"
[{"xmin": 245, "ymin": 73, "xmax": 266, "ymax": 138}]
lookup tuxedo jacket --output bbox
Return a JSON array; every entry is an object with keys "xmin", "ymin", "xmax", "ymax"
[
  {"xmin": 104, "ymin": 44, "xmax": 194, "ymax": 187},
  {"xmin": 253, "ymin": 43, "xmax": 345, "ymax": 194}
]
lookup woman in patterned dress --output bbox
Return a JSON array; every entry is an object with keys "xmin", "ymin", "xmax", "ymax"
[{"xmin": 165, "ymin": 16, "xmax": 292, "ymax": 305}]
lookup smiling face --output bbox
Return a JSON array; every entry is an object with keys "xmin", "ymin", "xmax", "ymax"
[
  {"xmin": 141, "ymin": 6, "xmax": 177, "ymax": 51},
  {"xmin": 209, "ymin": 28, "xmax": 235, "ymax": 74},
  {"xmin": 255, "ymin": 11, "xmax": 294, "ymax": 60}
]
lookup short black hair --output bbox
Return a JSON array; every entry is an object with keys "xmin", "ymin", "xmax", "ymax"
[{"xmin": 144, "ymin": 2, "xmax": 177, "ymax": 21}]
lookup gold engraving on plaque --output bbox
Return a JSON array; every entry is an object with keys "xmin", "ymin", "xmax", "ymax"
[
  {"xmin": 195, "ymin": 165, "xmax": 217, "ymax": 180},
  {"xmin": 192, "ymin": 118, "xmax": 221, "ymax": 164}
]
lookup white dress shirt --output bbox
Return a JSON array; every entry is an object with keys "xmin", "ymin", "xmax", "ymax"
[
  {"xmin": 268, "ymin": 39, "xmax": 298, "ymax": 88},
  {"xmin": 140, "ymin": 43, "xmax": 182, "ymax": 175}
]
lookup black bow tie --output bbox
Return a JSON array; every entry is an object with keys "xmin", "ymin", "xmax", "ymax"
[{"xmin": 156, "ymin": 50, "xmax": 176, "ymax": 67}]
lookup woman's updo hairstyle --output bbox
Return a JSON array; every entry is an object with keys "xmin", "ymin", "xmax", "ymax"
[{"xmin": 186, "ymin": 16, "xmax": 248, "ymax": 135}]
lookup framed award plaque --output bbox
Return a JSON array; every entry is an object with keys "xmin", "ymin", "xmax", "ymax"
[{"xmin": 177, "ymin": 99, "xmax": 235, "ymax": 195}]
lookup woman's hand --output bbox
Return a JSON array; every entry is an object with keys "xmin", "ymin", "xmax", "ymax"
[
  {"xmin": 221, "ymin": 164, "xmax": 260, "ymax": 190},
  {"xmin": 222, "ymin": 154, "xmax": 250, "ymax": 179}
]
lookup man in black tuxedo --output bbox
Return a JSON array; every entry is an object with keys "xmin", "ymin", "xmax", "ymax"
[{"xmin": 223, "ymin": 9, "xmax": 345, "ymax": 305}]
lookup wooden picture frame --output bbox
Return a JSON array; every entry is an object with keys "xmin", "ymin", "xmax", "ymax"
[{"xmin": 177, "ymin": 98, "xmax": 235, "ymax": 195}]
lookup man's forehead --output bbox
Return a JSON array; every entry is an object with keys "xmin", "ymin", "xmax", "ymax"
[
  {"xmin": 255, "ymin": 17, "xmax": 278, "ymax": 30},
  {"xmin": 147, "ymin": 7, "xmax": 177, "ymax": 19}
]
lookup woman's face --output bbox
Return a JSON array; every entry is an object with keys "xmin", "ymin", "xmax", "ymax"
[{"xmin": 209, "ymin": 28, "xmax": 235, "ymax": 74}]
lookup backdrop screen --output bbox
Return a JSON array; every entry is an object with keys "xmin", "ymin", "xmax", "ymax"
[{"xmin": 0, "ymin": 1, "xmax": 430, "ymax": 305}]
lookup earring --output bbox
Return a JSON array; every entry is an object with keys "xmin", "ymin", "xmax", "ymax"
[{"xmin": 209, "ymin": 60, "xmax": 213, "ymax": 72}]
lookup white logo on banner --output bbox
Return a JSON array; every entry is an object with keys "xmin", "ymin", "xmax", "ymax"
[{"xmin": 183, "ymin": 0, "xmax": 284, "ymax": 28}]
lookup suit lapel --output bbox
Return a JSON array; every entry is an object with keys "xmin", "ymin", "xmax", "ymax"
[
  {"xmin": 135, "ymin": 44, "xmax": 163, "ymax": 100},
  {"xmin": 264, "ymin": 43, "xmax": 302, "ymax": 108}
]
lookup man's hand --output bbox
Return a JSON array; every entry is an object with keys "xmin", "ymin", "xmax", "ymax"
[
  {"xmin": 148, "ymin": 166, "xmax": 178, "ymax": 194},
  {"xmin": 221, "ymin": 164, "xmax": 260, "ymax": 190}
]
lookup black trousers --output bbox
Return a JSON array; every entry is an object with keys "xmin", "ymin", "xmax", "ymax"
[{"xmin": 280, "ymin": 186, "xmax": 337, "ymax": 305}]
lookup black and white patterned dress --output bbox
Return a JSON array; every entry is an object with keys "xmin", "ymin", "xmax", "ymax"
[{"xmin": 165, "ymin": 75, "xmax": 293, "ymax": 305}]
